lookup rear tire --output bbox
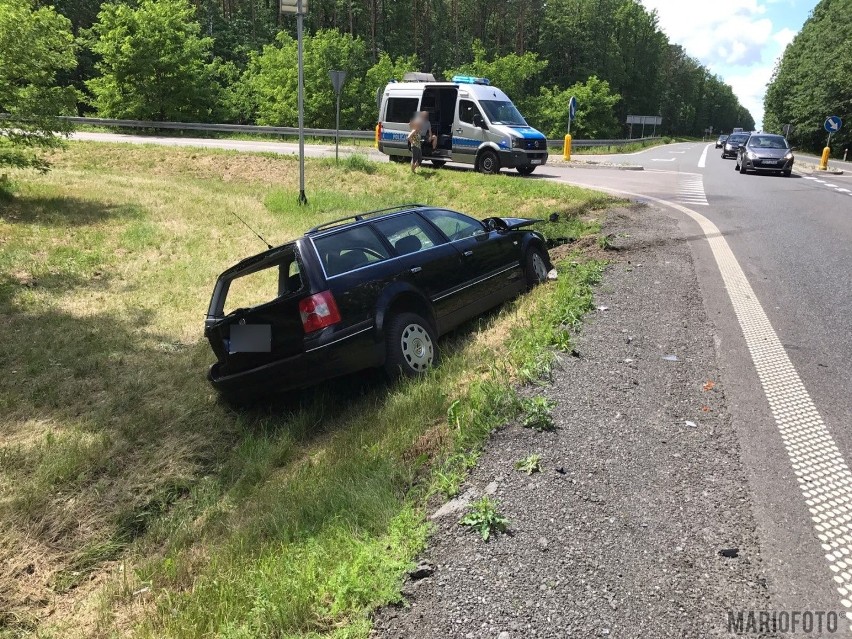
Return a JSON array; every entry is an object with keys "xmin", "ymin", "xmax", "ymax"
[
  {"xmin": 389, "ymin": 155, "xmax": 407, "ymax": 164},
  {"xmin": 517, "ymin": 166, "xmax": 536, "ymax": 176},
  {"xmin": 477, "ymin": 149, "xmax": 500, "ymax": 175},
  {"xmin": 525, "ymin": 247, "xmax": 549, "ymax": 289},
  {"xmin": 384, "ymin": 312, "xmax": 438, "ymax": 379}
]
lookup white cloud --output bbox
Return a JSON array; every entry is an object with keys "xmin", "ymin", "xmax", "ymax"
[{"xmin": 639, "ymin": 0, "xmax": 802, "ymax": 128}]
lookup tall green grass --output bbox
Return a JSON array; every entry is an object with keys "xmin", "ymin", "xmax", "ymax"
[{"xmin": 0, "ymin": 142, "xmax": 609, "ymax": 638}]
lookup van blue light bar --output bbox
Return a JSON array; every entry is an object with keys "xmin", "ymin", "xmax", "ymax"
[{"xmin": 452, "ymin": 75, "xmax": 490, "ymax": 85}]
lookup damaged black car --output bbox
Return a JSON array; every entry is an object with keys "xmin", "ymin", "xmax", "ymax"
[{"xmin": 204, "ymin": 204, "xmax": 553, "ymax": 398}]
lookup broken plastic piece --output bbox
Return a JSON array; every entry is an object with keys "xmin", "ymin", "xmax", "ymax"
[{"xmin": 662, "ymin": 355, "xmax": 679, "ymax": 361}]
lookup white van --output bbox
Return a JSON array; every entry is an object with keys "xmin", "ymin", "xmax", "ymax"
[{"xmin": 377, "ymin": 74, "xmax": 548, "ymax": 175}]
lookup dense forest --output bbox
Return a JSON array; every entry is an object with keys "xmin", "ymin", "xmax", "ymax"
[
  {"xmin": 763, "ymin": 0, "xmax": 851, "ymax": 153},
  {"xmin": 4, "ymin": 0, "xmax": 756, "ymax": 162}
]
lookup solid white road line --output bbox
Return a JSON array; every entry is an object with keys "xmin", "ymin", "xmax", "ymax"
[
  {"xmin": 698, "ymin": 143, "xmax": 712, "ymax": 168},
  {"xmin": 652, "ymin": 158, "xmax": 676, "ymax": 162},
  {"xmin": 555, "ymin": 178, "xmax": 852, "ymax": 626}
]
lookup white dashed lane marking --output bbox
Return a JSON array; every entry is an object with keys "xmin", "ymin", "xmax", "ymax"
[
  {"xmin": 801, "ymin": 175, "xmax": 852, "ymax": 197},
  {"xmin": 678, "ymin": 174, "xmax": 708, "ymax": 206},
  {"xmin": 556, "ymin": 177, "xmax": 852, "ymax": 628}
]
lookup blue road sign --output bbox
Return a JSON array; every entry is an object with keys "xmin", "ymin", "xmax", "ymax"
[
  {"xmin": 825, "ymin": 116, "xmax": 843, "ymax": 133},
  {"xmin": 569, "ymin": 96, "xmax": 577, "ymax": 121}
]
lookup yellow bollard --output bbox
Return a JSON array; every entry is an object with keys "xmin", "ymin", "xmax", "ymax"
[
  {"xmin": 563, "ymin": 134, "xmax": 572, "ymax": 161},
  {"xmin": 818, "ymin": 146, "xmax": 830, "ymax": 170},
  {"xmin": 375, "ymin": 124, "xmax": 381, "ymax": 148}
]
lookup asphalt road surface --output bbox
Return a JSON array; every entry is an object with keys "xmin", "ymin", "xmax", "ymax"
[
  {"xmin": 544, "ymin": 142, "xmax": 852, "ymax": 632},
  {"xmin": 72, "ymin": 131, "xmax": 852, "ymax": 633}
]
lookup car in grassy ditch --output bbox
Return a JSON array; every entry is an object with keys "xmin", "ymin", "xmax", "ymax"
[
  {"xmin": 735, "ymin": 133, "xmax": 794, "ymax": 176},
  {"xmin": 204, "ymin": 204, "xmax": 553, "ymax": 398}
]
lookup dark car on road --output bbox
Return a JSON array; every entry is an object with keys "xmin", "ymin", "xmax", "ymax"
[
  {"xmin": 204, "ymin": 204, "xmax": 553, "ymax": 398},
  {"xmin": 715, "ymin": 134, "xmax": 728, "ymax": 149},
  {"xmin": 735, "ymin": 133, "xmax": 794, "ymax": 176},
  {"xmin": 721, "ymin": 133, "xmax": 750, "ymax": 158}
]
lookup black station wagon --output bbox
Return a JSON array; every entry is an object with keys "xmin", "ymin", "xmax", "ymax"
[{"xmin": 205, "ymin": 204, "xmax": 553, "ymax": 397}]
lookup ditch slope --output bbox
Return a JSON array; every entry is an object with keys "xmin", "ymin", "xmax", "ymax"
[{"xmin": 372, "ymin": 204, "xmax": 773, "ymax": 638}]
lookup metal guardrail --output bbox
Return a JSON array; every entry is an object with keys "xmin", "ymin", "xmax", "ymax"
[
  {"xmin": 63, "ymin": 116, "xmax": 658, "ymax": 148},
  {"xmin": 62, "ymin": 116, "xmax": 375, "ymax": 139}
]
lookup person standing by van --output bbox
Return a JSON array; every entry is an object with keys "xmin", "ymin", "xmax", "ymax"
[
  {"xmin": 420, "ymin": 110, "xmax": 438, "ymax": 153},
  {"xmin": 407, "ymin": 117, "xmax": 422, "ymax": 173}
]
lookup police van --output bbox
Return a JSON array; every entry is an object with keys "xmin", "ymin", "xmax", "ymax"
[{"xmin": 377, "ymin": 73, "xmax": 548, "ymax": 175}]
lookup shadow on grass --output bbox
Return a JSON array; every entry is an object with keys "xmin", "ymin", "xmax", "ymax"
[{"xmin": 1, "ymin": 194, "xmax": 144, "ymax": 227}]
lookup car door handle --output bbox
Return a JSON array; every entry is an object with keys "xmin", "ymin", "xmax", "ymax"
[
  {"xmin": 410, "ymin": 266, "xmax": 422, "ymax": 274},
  {"xmin": 455, "ymin": 128, "xmax": 463, "ymax": 134},
  {"xmin": 463, "ymin": 250, "xmax": 473, "ymax": 257}
]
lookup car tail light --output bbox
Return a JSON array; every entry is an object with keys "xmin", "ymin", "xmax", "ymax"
[{"xmin": 299, "ymin": 290, "xmax": 341, "ymax": 333}]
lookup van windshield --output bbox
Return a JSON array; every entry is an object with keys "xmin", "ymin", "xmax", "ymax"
[{"xmin": 479, "ymin": 100, "xmax": 528, "ymax": 126}]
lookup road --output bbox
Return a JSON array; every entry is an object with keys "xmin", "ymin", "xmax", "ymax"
[
  {"xmin": 73, "ymin": 131, "xmax": 852, "ymax": 628},
  {"xmin": 544, "ymin": 142, "xmax": 852, "ymax": 629}
]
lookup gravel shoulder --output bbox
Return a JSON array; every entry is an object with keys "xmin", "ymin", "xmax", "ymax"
[{"xmin": 372, "ymin": 203, "xmax": 774, "ymax": 638}]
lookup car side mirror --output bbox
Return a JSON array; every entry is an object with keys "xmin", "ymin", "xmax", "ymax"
[
  {"xmin": 738, "ymin": 144, "xmax": 745, "ymax": 150},
  {"xmin": 473, "ymin": 114, "xmax": 487, "ymax": 129}
]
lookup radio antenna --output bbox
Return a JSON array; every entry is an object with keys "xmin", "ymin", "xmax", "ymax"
[{"xmin": 229, "ymin": 210, "xmax": 273, "ymax": 249}]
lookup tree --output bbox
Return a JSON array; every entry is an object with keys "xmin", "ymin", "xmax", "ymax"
[
  {"xmin": 0, "ymin": 0, "xmax": 77, "ymax": 173},
  {"xmin": 533, "ymin": 76, "xmax": 621, "ymax": 139},
  {"xmin": 239, "ymin": 29, "xmax": 417, "ymax": 129},
  {"xmin": 445, "ymin": 40, "xmax": 548, "ymax": 106},
  {"xmin": 764, "ymin": 0, "xmax": 851, "ymax": 151},
  {"xmin": 85, "ymin": 0, "xmax": 222, "ymax": 121}
]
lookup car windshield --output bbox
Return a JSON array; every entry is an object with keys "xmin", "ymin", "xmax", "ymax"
[
  {"xmin": 479, "ymin": 100, "xmax": 528, "ymax": 126},
  {"xmin": 729, "ymin": 135, "xmax": 749, "ymax": 144},
  {"xmin": 748, "ymin": 135, "xmax": 789, "ymax": 150}
]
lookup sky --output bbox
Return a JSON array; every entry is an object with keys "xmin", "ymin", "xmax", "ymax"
[{"xmin": 639, "ymin": 0, "xmax": 817, "ymax": 129}]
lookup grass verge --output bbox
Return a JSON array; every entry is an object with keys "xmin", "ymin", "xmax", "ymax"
[{"xmin": 0, "ymin": 142, "xmax": 610, "ymax": 638}]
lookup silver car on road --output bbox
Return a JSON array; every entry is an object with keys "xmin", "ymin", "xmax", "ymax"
[{"xmin": 735, "ymin": 134, "xmax": 794, "ymax": 177}]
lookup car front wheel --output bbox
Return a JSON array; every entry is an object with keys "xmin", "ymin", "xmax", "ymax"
[
  {"xmin": 384, "ymin": 312, "xmax": 438, "ymax": 378},
  {"xmin": 739, "ymin": 161, "xmax": 747, "ymax": 174},
  {"xmin": 478, "ymin": 149, "xmax": 500, "ymax": 174},
  {"xmin": 525, "ymin": 247, "xmax": 549, "ymax": 288},
  {"xmin": 517, "ymin": 166, "xmax": 536, "ymax": 176}
]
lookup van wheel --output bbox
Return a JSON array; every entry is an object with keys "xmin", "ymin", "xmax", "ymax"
[
  {"xmin": 525, "ymin": 247, "xmax": 549, "ymax": 289},
  {"xmin": 517, "ymin": 166, "xmax": 536, "ymax": 176},
  {"xmin": 431, "ymin": 159, "xmax": 446, "ymax": 168},
  {"xmin": 477, "ymin": 149, "xmax": 500, "ymax": 175},
  {"xmin": 389, "ymin": 155, "xmax": 407, "ymax": 164},
  {"xmin": 384, "ymin": 312, "xmax": 438, "ymax": 378}
]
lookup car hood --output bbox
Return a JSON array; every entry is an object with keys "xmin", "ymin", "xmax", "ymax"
[{"xmin": 748, "ymin": 148, "xmax": 790, "ymax": 158}]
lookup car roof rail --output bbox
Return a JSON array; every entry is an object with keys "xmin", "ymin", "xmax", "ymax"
[{"xmin": 307, "ymin": 204, "xmax": 427, "ymax": 234}]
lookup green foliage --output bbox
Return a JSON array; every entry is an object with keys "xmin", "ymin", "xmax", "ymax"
[
  {"xmin": 446, "ymin": 39, "xmax": 548, "ymax": 104},
  {"xmin": 240, "ymin": 30, "xmax": 418, "ymax": 129},
  {"xmin": 0, "ymin": 0, "xmax": 77, "ymax": 171},
  {"xmin": 85, "ymin": 0, "xmax": 222, "ymax": 121},
  {"xmin": 764, "ymin": 0, "xmax": 851, "ymax": 152},
  {"xmin": 521, "ymin": 396, "xmax": 557, "ymax": 432},
  {"xmin": 459, "ymin": 496, "xmax": 508, "ymax": 541},
  {"xmin": 515, "ymin": 453, "xmax": 542, "ymax": 475},
  {"xmin": 535, "ymin": 76, "xmax": 621, "ymax": 138}
]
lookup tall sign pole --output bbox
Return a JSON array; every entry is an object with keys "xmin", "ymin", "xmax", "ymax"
[
  {"xmin": 281, "ymin": 0, "xmax": 309, "ymax": 203},
  {"xmin": 296, "ymin": 0, "xmax": 307, "ymax": 204}
]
